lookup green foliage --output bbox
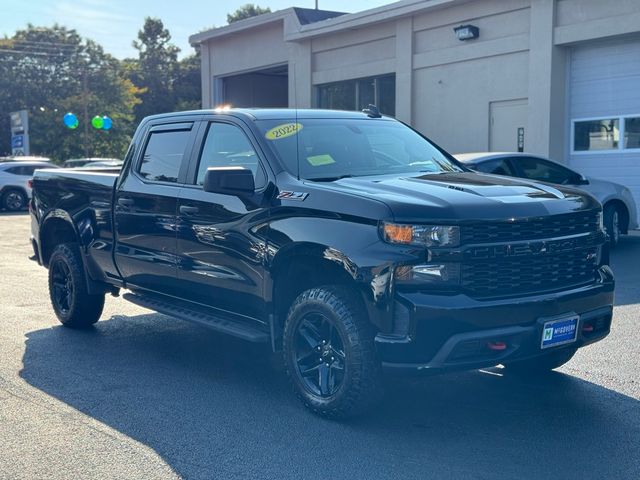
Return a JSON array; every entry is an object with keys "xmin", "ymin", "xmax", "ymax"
[
  {"xmin": 0, "ymin": 18, "xmax": 205, "ymax": 161},
  {"xmin": 128, "ymin": 18, "xmax": 180, "ymax": 123},
  {"xmin": 227, "ymin": 4, "xmax": 272, "ymax": 23},
  {"xmin": 0, "ymin": 25, "xmax": 140, "ymax": 162}
]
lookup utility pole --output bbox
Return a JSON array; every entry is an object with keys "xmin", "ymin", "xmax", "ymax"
[
  {"xmin": 83, "ymin": 70, "xmax": 89, "ymax": 158},
  {"xmin": 315, "ymin": 0, "xmax": 318, "ymax": 9}
]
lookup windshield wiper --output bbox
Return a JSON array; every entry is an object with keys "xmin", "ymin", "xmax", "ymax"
[{"xmin": 307, "ymin": 174, "xmax": 354, "ymax": 182}]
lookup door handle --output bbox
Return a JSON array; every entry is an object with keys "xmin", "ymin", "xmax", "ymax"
[
  {"xmin": 179, "ymin": 205, "xmax": 199, "ymax": 215},
  {"xmin": 118, "ymin": 197, "xmax": 134, "ymax": 207}
]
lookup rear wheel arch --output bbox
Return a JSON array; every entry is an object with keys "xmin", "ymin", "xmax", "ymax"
[{"xmin": 40, "ymin": 215, "xmax": 80, "ymax": 267}]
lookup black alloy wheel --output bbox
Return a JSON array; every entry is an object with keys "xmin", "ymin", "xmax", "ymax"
[
  {"xmin": 47, "ymin": 243, "xmax": 104, "ymax": 328},
  {"xmin": 293, "ymin": 312, "xmax": 346, "ymax": 398},
  {"xmin": 51, "ymin": 257, "xmax": 74, "ymax": 315},
  {"xmin": 283, "ymin": 287, "xmax": 381, "ymax": 419}
]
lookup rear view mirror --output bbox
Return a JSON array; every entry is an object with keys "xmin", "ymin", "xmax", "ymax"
[{"xmin": 203, "ymin": 167, "xmax": 255, "ymax": 196}]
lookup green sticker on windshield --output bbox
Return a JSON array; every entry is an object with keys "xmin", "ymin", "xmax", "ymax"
[
  {"xmin": 307, "ymin": 154, "xmax": 336, "ymax": 166},
  {"xmin": 265, "ymin": 123, "xmax": 303, "ymax": 140}
]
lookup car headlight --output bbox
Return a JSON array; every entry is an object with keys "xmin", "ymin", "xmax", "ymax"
[
  {"xmin": 597, "ymin": 211, "xmax": 604, "ymax": 230},
  {"xmin": 381, "ymin": 222, "xmax": 460, "ymax": 247}
]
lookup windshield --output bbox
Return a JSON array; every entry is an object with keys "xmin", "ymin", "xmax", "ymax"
[{"xmin": 255, "ymin": 118, "xmax": 464, "ymax": 181}]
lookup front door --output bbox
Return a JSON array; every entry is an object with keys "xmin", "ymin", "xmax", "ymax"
[
  {"xmin": 175, "ymin": 120, "xmax": 271, "ymax": 323},
  {"xmin": 114, "ymin": 122, "xmax": 195, "ymax": 295},
  {"xmin": 489, "ymin": 98, "xmax": 528, "ymax": 152}
]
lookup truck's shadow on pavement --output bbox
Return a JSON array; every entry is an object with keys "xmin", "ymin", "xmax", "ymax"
[{"xmin": 20, "ymin": 314, "xmax": 640, "ymax": 479}]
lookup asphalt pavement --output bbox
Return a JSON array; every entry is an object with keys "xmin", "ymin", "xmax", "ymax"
[{"xmin": 0, "ymin": 212, "xmax": 638, "ymax": 479}]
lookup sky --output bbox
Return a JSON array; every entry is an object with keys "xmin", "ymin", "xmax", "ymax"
[{"xmin": 0, "ymin": 0, "xmax": 396, "ymax": 59}]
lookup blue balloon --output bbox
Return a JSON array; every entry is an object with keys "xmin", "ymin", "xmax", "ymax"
[
  {"xmin": 63, "ymin": 112, "xmax": 78, "ymax": 129},
  {"xmin": 102, "ymin": 116, "xmax": 112, "ymax": 130}
]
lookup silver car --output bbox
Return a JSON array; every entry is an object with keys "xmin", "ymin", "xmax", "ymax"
[
  {"xmin": 0, "ymin": 159, "xmax": 57, "ymax": 211},
  {"xmin": 454, "ymin": 152, "xmax": 638, "ymax": 246}
]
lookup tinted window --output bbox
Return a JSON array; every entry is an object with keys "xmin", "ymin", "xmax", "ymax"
[
  {"xmin": 4, "ymin": 166, "xmax": 22, "ymax": 175},
  {"xmin": 473, "ymin": 158, "xmax": 516, "ymax": 176},
  {"xmin": 196, "ymin": 123, "xmax": 265, "ymax": 188},
  {"xmin": 139, "ymin": 130, "xmax": 190, "ymax": 183},
  {"xmin": 515, "ymin": 157, "xmax": 575, "ymax": 184}
]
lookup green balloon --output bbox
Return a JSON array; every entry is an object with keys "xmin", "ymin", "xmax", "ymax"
[{"xmin": 91, "ymin": 116, "xmax": 104, "ymax": 129}]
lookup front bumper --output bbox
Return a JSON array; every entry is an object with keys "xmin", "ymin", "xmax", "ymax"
[{"xmin": 375, "ymin": 265, "xmax": 614, "ymax": 375}]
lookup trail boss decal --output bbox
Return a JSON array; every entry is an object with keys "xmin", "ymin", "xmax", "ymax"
[
  {"xmin": 265, "ymin": 123, "xmax": 303, "ymax": 140},
  {"xmin": 277, "ymin": 191, "xmax": 308, "ymax": 201}
]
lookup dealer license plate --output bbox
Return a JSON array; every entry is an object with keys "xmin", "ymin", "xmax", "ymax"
[{"xmin": 541, "ymin": 315, "xmax": 579, "ymax": 349}]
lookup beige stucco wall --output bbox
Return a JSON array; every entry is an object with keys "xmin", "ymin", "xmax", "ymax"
[{"xmin": 196, "ymin": 0, "xmax": 640, "ymax": 161}]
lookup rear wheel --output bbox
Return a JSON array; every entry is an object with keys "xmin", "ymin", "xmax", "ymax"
[
  {"xmin": 604, "ymin": 204, "xmax": 622, "ymax": 247},
  {"xmin": 48, "ymin": 243, "xmax": 105, "ymax": 328},
  {"xmin": 283, "ymin": 286, "xmax": 381, "ymax": 419},
  {"xmin": 502, "ymin": 348, "xmax": 577, "ymax": 375},
  {"xmin": 2, "ymin": 189, "xmax": 27, "ymax": 211}
]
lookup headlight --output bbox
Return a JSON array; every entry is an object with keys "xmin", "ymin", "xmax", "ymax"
[
  {"xmin": 597, "ymin": 211, "xmax": 604, "ymax": 230},
  {"xmin": 381, "ymin": 222, "xmax": 460, "ymax": 247}
]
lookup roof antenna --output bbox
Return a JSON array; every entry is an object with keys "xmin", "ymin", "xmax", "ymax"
[{"xmin": 362, "ymin": 104, "xmax": 381, "ymax": 118}]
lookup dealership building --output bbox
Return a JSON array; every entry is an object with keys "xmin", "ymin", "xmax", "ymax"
[{"xmin": 190, "ymin": 0, "xmax": 640, "ymax": 223}]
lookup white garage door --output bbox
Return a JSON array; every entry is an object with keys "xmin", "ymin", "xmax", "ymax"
[{"xmin": 569, "ymin": 38, "xmax": 640, "ymax": 226}]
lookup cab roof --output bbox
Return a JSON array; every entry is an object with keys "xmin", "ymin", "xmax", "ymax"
[{"xmin": 143, "ymin": 108, "xmax": 394, "ymax": 123}]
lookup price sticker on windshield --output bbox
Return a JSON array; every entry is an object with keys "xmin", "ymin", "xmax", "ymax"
[{"xmin": 265, "ymin": 123, "xmax": 303, "ymax": 140}]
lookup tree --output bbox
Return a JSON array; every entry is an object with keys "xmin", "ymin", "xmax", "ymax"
[
  {"xmin": 0, "ymin": 25, "xmax": 140, "ymax": 161},
  {"xmin": 227, "ymin": 4, "xmax": 271, "ymax": 23},
  {"xmin": 128, "ymin": 17, "xmax": 180, "ymax": 123},
  {"xmin": 174, "ymin": 48, "xmax": 202, "ymax": 111}
]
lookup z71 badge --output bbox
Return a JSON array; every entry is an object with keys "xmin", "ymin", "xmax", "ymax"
[{"xmin": 277, "ymin": 191, "xmax": 308, "ymax": 201}]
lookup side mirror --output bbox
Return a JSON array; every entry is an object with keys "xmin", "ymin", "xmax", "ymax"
[
  {"xmin": 203, "ymin": 167, "xmax": 255, "ymax": 196},
  {"xmin": 573, "ymin": 174, "xmax": 589, "ymax": 185}
]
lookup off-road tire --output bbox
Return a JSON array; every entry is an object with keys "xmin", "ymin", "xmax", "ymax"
[
  {"xmin": 48, "ymin": 243, "xmax": 104, "ymax": 328},
  {"xmin": 283, "ymin": 286, "xmax": 382, "ymax": 419},
  {"xmin": 503, "ymin": 348, "xmax": 577, "ymax": 375}
]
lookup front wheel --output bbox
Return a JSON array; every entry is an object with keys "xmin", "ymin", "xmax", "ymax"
[
  {"xmin": 2, "ymin": 189, "xmax": 27, "ymax": 211},
  {"xmin": 604, "ymin": 204, "xmax": 622, "ymax": 247},
  {"xmin": 48, "ymin": 243, "xmax": 105, "ymax": 328},
  {"xmin": 502, "ymin": 348, "xmax": 577, "ymax": 375},
  {"xmin": 283, "ymin": 286, "xmax": 381, "ymax": 419}
]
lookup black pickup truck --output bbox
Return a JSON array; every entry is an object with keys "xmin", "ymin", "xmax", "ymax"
[{"xmin": 30, "ymin": 108, "xmax": 614, "ymax": 418}]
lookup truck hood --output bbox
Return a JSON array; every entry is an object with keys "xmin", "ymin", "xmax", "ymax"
[{"xmin": 315, "ymin": 172, "xmax": 599, "ymax": 222}]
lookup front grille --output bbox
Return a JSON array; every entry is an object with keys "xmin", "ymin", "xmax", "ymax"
[
  {"xmin": 461, "ymin": 247, "xmax": 598, "ymax": 298},
  {"xmin": 461, "ymin": 211, "xmax": 599, "ymax": 245}
]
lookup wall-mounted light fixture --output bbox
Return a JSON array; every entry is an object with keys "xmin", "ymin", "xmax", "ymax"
[{"xmin": 454, "ymin": 24, "xmax": 479, "ymax": 41}]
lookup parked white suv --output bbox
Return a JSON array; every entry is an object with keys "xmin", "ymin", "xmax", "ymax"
[{"xmin": 0, "ymin": 159, "xmax": 56, "ymax": 211}]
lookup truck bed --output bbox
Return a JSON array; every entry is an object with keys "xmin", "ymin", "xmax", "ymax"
[{"xmin": 32, "ymin": 168, "xmax": 120, "ymax": 281}]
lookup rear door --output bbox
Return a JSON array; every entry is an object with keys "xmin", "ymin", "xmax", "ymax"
[
  {"xmin": 114, "ymin": 121, "xmax": 197, "ymax": 295},
  {"xmin": 174, "ymin": 118, "xmax": 271, "ymax": 323}
]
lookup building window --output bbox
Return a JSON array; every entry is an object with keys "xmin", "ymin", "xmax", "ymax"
[
  {"xmin": 317, "ymin": 74, "xmax": 396, "ymax": 116},
  {"xmin": 573, "ymin": 119, "xmax": 619, "ymax": 151},
  {"xmin": 573, "ymin": 115, "xmax": 640, "ymax": 153},
  {"xmin": 624, "ymin": 117, "xmax": 640, "ymax": 149}
]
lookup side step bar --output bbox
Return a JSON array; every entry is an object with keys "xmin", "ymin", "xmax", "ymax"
[{"xmin": 123, "ymin": 293, "xmax": 269, "ymax": 343}]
